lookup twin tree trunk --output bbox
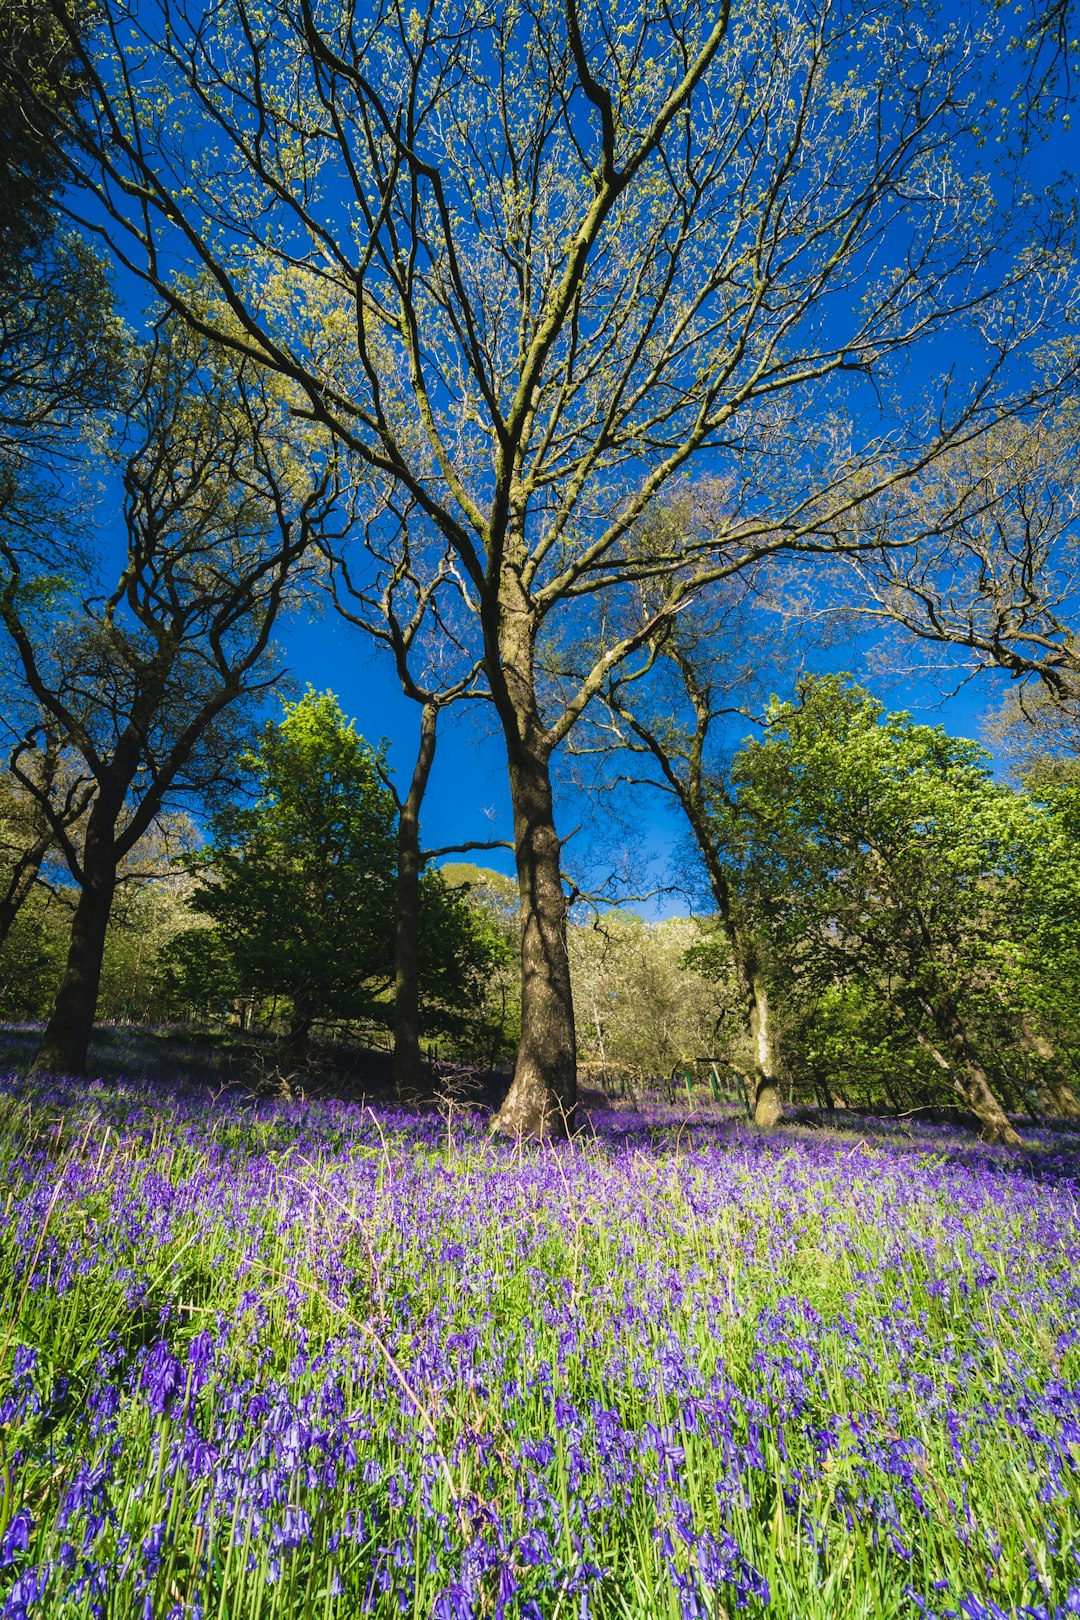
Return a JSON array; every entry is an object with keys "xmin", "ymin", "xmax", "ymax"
[{"xmin": 29, "ymin": 799, "xmax": 119, "ymax": 1077}]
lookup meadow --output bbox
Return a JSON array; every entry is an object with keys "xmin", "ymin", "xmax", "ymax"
[{"xmin": 0, "ymin": 1073, "xmax": 1077, "ymax": 1620}]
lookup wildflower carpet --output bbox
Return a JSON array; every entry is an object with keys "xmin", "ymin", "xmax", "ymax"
[{"xmin": 0, "ymin": 1075, "xmax": 1076, "ymax": 1619}]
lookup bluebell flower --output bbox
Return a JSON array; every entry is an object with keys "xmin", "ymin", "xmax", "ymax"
[{"xmin": 0, "ymin": 1508, "xmax": 33, "ymax": 1568}]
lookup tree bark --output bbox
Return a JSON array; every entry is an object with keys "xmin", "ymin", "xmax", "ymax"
[
  {"xmin": 488, "ymin": 572, "xmax": 578, "ymax": 1139},
  {"xmin": 493, "ymin": 729, "xmax": 578, "ymax": 1138},
  {"xmin": 29, "ymin": 801, "xmax": 119, "ymax": 1077},
  {"xmin": 745, "ymin": 955, "xmax": 783, "ymax": 1128},
  {"xmin": 394, "ymin": 702, "xmax": 438, "ymax": 1103}
]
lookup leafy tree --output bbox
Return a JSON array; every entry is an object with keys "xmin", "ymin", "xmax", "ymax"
[
  {"xmin": 0, "ymin": 0, "xmax": 123, "ymax": 521},
  {"xmin": 0, "ymin": 314, "xmax": 333, "ymax": 1076},
  {"xmin": 0, "ymin": 811, "xmax": 202, "ymax": 1025},
  {"xmin": 440, "ymin": 864, "xmax": 521, "ymax": 1066},
  {"xmin": 414, "ymin": 869, "xmax": 511, "ymax": 1051},
  {"xmin": 1010, "ymin": 772, "xmax": 1080, "ymax": 1116},
  {"xmin": 153, "ymin": 926, "xmax": 240, "ymax": 1026},
  {"xmin": 0, "ymin": 0, "xmax": 83, "ymax": 252},
  {"xmin": 0, "ymin": 725, "xmax": 89, "ymax": 946},
  {"xmin": 190, "ymin": 691, "xmax": 398, "ymax": 1046},
  {"xmin": 0, "ymin": 878, "xmax": 68, "ymax": 1018},
  {"xmin": 726, "ymin": 676, "xmax": 1051, "ymax": 1144},
  {"xmin": 780, "ymin": 982, "xmax": 944, "ymax": 1116},
  {"xmin": 38, "ymin": 0, "xmax": 1074, "ymax": 1133}
]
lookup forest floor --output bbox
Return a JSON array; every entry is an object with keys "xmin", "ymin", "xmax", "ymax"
[
  {"xmin": 0, "ymin": 1054, "xmax": 1077, "ymax": 1618},
  {"xmin": 0, "ymin": 1025, "xmax": 513, "ymax": 1110}
]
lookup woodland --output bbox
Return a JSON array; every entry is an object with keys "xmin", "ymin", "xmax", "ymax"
[{"xmin": 1, "ymin": 0, "xmax": 1079, "ymax": 1142}]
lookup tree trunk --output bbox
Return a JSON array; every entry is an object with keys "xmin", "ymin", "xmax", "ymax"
[
  {"xmin": 707, "ymin": 852, "xmax": 782, "ymax": 1129},
  {"xmin": 613, "ymin": 678, "xmax": 785, "ymax": 1129},
  {"xmin": 493, "ymin": 729, "xmax": 577, "ymax": 1138},
  {"xmin": 30, "ymin": 804, "xmax": 118, "ymax": 1077},
  {"xmin": 930, "ymin": 994, "xmax": 1023, "ymax": 1147},
  {"xmin": 744, "ymin": 956, "xmax": 783, "ymax": 1128},
  {"xmin": 394, "ymin": 703, "xmax": 438, "ymax": 1103},
  {"xmin": 488, "ymin": 574, "xmax": 577, "ymax": 1139},
  {"xmin": 1037, "ymin": 1074, "xmax": 1080, "ymax": 1121},
  {"xmin": 282, "ymin": 1003, "xmax": 313, "ymax": 1055}
]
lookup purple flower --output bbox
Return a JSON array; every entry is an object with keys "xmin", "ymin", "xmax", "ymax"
[
  {"xmin": 0, "ymin": 1509, "xmax": 33, "ymax": 1568},
  {"xmin": 141, "ymin": 1342, "xmax": 184, "ymax": 1417},
  {"xmin": 432, "ymin": 1582, "xmax": 475, "ymax": 1620},
  {"xmin": 1, "ymin": 1563, "xmax": 48, "ymax": 1620}
]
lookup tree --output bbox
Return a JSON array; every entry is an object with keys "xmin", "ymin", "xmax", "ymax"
[
  {"xmin": 0, "ymin": 315, "xmax": 334, "ymax": 1076},
  {"xmin": 189, "ymin": 691, "xmax": 398, "ymax": 1047},
  {"xmin": 0, "ymin": 0, "xmax": 84, "ymax": 251},
  {"xmin": 1009, "ymin": 770, "xmax": 1080, "ymax": 1117},
  {"xmin": 0, "ymin": 0, "xmax": 123, "ymax": 523},
  {"xmin": 846, "ymin": 405, "xmax": 1080, "ymax": 708},
  {"xmin": 593, "ymin": 573, "xmax": 815, "ymax": 1125},
  {"xmin": 323, "ymin": 503, "xmax": 510, "ymax": 1098},
  {"xmin": 32, "ymin": 0, "xmax": 1077, "ymax": 1131},
  {"xmin": 0, "ymin": 232, "xmax": 121, "ymax": 506},
  {"xmin": 441, "ymin": 863, "xmax": 522, "ymax": 1067},
  {"xmin": 0, "ymin": 808, "xmax": 205, "ymax": 1025},
  {"xmin": 0, "ymin": 722, "xmax": 90, "ymax": 946},
  {"xmin": 726, "ymin": 676, "xmax": 1049, "ymax": 1144},
  {"xmin": 570, "ymin": 912, "xmax": 722, "ymax": 1095},
  {"xmin": 154, "ymin": 925, "xmax": 240, "ymax": 1026},
  {"xmin": 414, "ymin": 868, "xmax": 512, "ymax": 1054}
]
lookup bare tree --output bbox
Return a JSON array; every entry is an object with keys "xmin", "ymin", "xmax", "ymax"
[
  {"xmin": 0, "ymin": 318, "xmax": 337, "ymax": 1075},
  {"xmin": 845, "ymin": 406, "xmax": 1080, "ymax": 709},
  {"xmin": 28, "ymin": 0, "xmax": 1077, "ymax": 1129}
]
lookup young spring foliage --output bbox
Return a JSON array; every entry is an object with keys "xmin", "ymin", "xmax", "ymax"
[
  {"xmin": 187, "ymin": 691, "xmax": 501, "ymax": 1044},
  {"xmin": 188, "ymin": 692, "xmax": 399, "ymax": 1040},
  {"xmin": 723, "ymin": 676, "xmax": 1080, "ymax": 1140},
  {"xmin": 36, "ymin": 0, "xmax": 1077, "ymax": 1131}
]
